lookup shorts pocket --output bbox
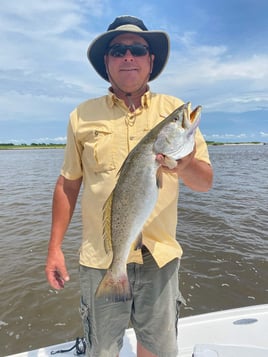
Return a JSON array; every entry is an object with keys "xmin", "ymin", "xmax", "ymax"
[
  {"xmin": 175, "ymin": 290, "xmax": 186, "ymax": 337},
  {"xmin": 80, "ymin": 299, "xmax": 92, "ymax": 350}
]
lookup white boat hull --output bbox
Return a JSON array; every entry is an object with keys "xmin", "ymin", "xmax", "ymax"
[{"xmin": 6, "ymin": 304, "xmax": 268, "ymax": 357}]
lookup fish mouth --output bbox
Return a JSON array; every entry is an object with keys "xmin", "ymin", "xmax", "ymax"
[{"xmin": 189, "ymin": 104, "xmax": 202, "ymax": 124}]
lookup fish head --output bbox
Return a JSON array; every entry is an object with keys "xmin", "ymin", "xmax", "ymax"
[{"xmin": 153, "ymin": 102, "xmax": 202, "ymax": 162}]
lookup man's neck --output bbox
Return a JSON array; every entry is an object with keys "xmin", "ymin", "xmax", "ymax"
[{"xmin": 111, "ymin": 84, "xmax": 148, "ymax": 109}]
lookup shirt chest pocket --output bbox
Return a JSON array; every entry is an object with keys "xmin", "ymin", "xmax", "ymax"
[{"xmin": 82, "ymin": 129, "xmax": 116, "ymax": 173}]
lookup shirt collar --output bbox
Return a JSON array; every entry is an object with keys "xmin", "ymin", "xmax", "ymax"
[{"xmin": 107, "ymin": 87, "xmax": 151, "ymax": 109}]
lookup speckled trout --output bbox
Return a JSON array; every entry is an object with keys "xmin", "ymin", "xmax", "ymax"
[{"xmin": 96, "ymin": 102, "xmax": 201, "ymax": 301}]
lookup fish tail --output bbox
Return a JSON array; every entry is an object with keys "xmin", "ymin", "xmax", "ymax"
[{"xmin": 95, "ymin": 270, "xmax": 132, "ymax": 302}]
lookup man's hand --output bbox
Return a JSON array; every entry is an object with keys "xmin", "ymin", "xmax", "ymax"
[
  {"xmin": 156, "ymin": 146, "xmax": 196, "ymax": 176},
  {"xmin": 45, "ymin": 248, "xmax": 70, "ymax": 290},
  {"xmin": 156, "ymin": 145, "xmax": 212, "ymax": 192}
]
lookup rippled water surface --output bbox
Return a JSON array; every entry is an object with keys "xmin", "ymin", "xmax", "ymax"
[{"xmin": 0, "ymin": 145, "xmax": 267, "ymax": 355}]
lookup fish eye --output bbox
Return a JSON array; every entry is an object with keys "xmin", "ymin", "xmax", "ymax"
[{"xmin": 173, "ymin": 116, "xmax": 179, "ymax": 122}]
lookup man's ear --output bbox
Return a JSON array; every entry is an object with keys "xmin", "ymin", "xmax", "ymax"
[
  {"xmin": 104, "ymin": 55, "xmax": 108, "ymax": 73},
  {"xmin": 150, "ymin": 54, "xmax": 155, "ymax": 74}
]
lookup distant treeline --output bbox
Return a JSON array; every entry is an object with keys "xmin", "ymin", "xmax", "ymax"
[
  {"xmin": 0, "ymin": 143, "xmax": 66, "ymax": 149},
  {"xmin": 0, "ymin": 141, "xmax": 266, "ymax": 150},
  {"xmin": 206, "ymin": 141, "xmax": 265, "ymax": 145},
  {"xmin": 0, "ymin": 143, "xmax": 65, "ymax": 146}
]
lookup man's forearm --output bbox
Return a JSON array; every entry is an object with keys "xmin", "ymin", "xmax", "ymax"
[
  {"xmin": 179, "ymin": 158, "xmax": 213, "ymax": 192},
  {"xmin": 49, "ymin": 175, "xmax": 82, "ymax": 250}
]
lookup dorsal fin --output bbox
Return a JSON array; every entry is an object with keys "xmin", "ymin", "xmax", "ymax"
[{"xmin": 102, "ymin": 192, "xmax": 113, "ymax": 254}]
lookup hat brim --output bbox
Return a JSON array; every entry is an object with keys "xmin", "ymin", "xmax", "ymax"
[{"xmin": 87, "ymin": 29, "xmax": 169, "ymax": 82}]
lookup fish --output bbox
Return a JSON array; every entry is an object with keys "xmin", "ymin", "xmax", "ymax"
[{"xmin": 95, "ymin": 102, "xmax": 202, "ymax": 302}]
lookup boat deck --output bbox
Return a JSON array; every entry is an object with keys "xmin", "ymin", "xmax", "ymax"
[{"xmin": 7, "ymin": 304, "xmax": 268, "ymax": 357}]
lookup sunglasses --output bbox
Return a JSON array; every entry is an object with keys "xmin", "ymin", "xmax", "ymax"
[{"xmin": 107, "ymin": 43, "xmax": 150, "ymax": 57}]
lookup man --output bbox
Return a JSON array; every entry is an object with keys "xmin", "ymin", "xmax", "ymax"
[{"xmin": 46, "ymin": 15, "xmax": 213, "ymax": 357}]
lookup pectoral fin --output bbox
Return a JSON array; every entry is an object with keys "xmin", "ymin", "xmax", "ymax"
[
  {"xmin": 156, "ymin": 167, "xmax": 163, "ymax": 188},
  {"xmin": 162, "ymin": 156, "xmax": 178, "ymax": 169}
]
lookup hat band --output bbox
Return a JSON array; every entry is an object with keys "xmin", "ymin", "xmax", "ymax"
[{"xmin": 111, "ymin": 24, "xmax": 144, "ymax": 32}]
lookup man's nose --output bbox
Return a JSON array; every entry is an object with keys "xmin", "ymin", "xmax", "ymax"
[{"xmin": 123, "ymin": 49, "xmax": 134, "ymax": 60}]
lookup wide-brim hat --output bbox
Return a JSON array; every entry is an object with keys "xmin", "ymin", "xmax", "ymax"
[{"xmin": 87, "ymin": 15, "xmax": 170, "ymax": 82}]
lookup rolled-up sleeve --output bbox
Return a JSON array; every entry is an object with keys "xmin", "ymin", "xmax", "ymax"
[{"xmin": 61, "ymin": 110, "xmax": 84, "ymax": 180}]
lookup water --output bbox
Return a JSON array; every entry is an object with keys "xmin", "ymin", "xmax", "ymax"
[{"xmin": 0, "ymin": 145, "xmax": 267, "ymax": 355}]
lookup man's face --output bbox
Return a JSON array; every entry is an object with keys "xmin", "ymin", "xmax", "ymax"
[{"xmin": 105, "ymin": 33, "xmax": 154, "ymax": 94}]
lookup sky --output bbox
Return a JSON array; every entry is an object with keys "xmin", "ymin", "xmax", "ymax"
[{"xmin": 0, "ymin": 0, "xmax": 268, "ymax": 144}]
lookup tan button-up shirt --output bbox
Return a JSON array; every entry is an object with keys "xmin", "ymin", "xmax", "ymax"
[{"xmin": 61, "ymin": 89, "xmax": 211, "ymax": 269}]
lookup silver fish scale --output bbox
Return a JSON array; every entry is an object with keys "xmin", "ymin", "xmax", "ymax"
[{"xmin": 111, "ymin": 143, "xmax": 159, "ymax": 265}]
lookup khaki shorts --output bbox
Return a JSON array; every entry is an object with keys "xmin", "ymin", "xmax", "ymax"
[{"xmin": 79, "ymin": 249, "xmax": 183, "ymax": 357}]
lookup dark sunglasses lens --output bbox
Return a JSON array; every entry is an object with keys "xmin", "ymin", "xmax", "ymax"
[
  {"xmin": 108, "ymin": 45, "xmax": 125, "ymax": 57},
  {"xmin": 108, "ymin": 44, "xmax": 148, "ymax": 57},
  {"xmin": 131, "ymin": 44, "xmax": 148, "ymax": 56}
]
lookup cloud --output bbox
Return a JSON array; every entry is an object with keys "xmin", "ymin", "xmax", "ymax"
[
  {"xmin": 32, "ymin": 136, "xmax": 67, "ymax": 144},
  {"xmin": 0, "ymin": 1, "xmax": 108, "ymax": 123},
  {"xmin": 156, "ymin": 42, "xmax": 268, "ymax": 113},
  {"xmin": 0, "ymin": 1, "xmax": 267, "ymax": 143},
  {"xmin": 203, "ymin": 132, "xmax": 264, "ymax": 143},
  {"xmin": 205, "ymin": 133, "xmax": 248, "ymax": 139}
]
